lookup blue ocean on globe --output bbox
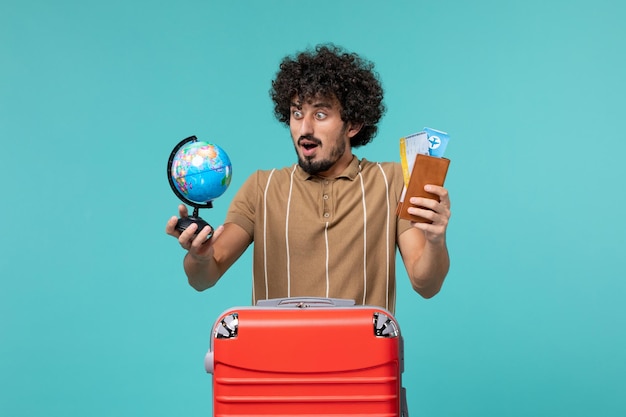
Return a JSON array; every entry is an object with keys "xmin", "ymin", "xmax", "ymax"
[{"xmin": 170, "ymin": 141, "xmax": 232, "ymax": 204}]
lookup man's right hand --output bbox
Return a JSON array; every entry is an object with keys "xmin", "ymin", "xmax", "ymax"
[
  {"xmin": 165, "ymin": 204, "xmax": 222, "ymax": 261},
  {"xmin": 166, "ymin": 204, "xmax": 251, "ymax": 291}
]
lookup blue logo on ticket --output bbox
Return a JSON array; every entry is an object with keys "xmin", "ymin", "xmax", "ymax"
[{"xmin": 424, "ymin": 127, "xmax": 449, "ymax": 157}]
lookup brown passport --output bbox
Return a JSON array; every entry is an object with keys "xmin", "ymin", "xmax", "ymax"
[{"xmin": 397, "ymin": 154, "xmax": 451, "ymax": 223}]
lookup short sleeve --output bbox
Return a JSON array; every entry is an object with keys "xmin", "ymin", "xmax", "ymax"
[{"xmin": 224, "ymin": 171, "xmax": 261, "ymax": 239}]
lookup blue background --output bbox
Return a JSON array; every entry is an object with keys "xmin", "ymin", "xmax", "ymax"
[{"xmin": 2, "ymin": 1, "xmax": 625, "ymax": 416}]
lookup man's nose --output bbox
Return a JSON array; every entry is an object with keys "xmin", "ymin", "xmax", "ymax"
[{"xmin": 298, "ymin": 115, "xmax": 314, "ymax": 136}]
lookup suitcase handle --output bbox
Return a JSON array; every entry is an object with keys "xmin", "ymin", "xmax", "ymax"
[{"xmin": 256, "ymin": 297, "xmax": 356, "ymax": 308}]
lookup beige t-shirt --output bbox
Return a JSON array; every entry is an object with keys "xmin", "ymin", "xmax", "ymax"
[{"xmin": 225, "ymin": 156, "xmax": 412, "ymax": 312}]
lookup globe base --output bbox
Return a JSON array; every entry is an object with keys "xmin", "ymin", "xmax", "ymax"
[{"xmin": 176, "ymin": 216, "xmax": 214, "ymax": 239}]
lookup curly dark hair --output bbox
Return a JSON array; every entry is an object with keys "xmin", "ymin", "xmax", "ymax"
[{"xmin": 270, "ymin": 44, "xmax": 385, "ymax": 148}]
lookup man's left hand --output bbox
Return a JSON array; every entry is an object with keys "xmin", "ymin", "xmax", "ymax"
[{"xmin": 407, "ymin": 185, "xmax": 451, "ymax": 244}]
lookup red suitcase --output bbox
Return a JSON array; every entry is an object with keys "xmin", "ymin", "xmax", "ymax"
[{"xmin": 204, "ymin": 297, "xmax": 409, "ymax": 416}]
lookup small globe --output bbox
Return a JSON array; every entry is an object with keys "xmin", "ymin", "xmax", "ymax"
[{"xmin": 169, "ymin": 139, "xmax": 232, "ymax": 205}]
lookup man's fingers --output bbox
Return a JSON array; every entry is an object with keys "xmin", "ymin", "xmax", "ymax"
[
  {"xmin": 178, "ymin": 204, "xmax": 189, "ymax": 218},
  {"xmin": 191, "ymin": 225, "xmax": 214, "ymax": 247},
  {"xmin": 409, "ymin": 196, "xmax": 438, "ymax": 211},
  {"xmin": 211, "ymin": 225, "xmax": 225, "ymax": 240},
  {"xmin": 174, "ymin": 223, "xmax": 195, "ymax": 248},
  {"xmin": 166, "ymin": 216, "xmax": 181, "ymax": 236},
  {"xmin": 424, "ymin": 185, "xmax": 451, "ymax": 209}
]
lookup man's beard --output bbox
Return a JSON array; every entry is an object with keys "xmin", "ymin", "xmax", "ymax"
[{"xmin": 296, "ymin": 135, "xmax": 347, "ymax": 176}]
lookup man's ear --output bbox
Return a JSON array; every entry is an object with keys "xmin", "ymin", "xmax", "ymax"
[{"xmin": 346, "ymin": 122, "xmax": 363, "ymax": 138}]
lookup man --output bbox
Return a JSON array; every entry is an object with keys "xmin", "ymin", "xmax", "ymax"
[{"xmin": 166, "ymin": 44, "xmax": 450, "ymax": 312}]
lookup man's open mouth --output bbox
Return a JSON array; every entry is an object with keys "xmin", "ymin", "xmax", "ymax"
[{"xmin": 299, "ymin": 137, "xmax": 320, "ymax": 151}]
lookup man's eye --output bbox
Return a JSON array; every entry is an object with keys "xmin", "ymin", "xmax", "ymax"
[
  {"xmin": 315, "ymin": 112, "xmax": 327, "ymax": 120},
  {"xmin": 292, "ymin": 110, "xmax": 303, "ymax": 119}
]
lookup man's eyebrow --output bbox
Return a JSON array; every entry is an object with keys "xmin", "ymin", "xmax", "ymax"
[
  {"xmin": 290, "ymin": 100, "xmax": 334, "ymax": 109},
  {"xmin": 312, "ymin": 101, "xmax": 333, "ymax": 109}
]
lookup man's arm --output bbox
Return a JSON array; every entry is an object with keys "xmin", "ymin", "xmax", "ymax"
[
  {"xmin": 166, "ymin": 204, "xmax": 252, "ymax": 291},
  {"xmin": 397, "ymin": 185, "xmax": 451, "ymax": 298}
]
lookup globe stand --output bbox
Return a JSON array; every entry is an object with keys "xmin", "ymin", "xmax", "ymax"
[{"xmin": 175, "ymin": 203, "xmax": 214, "ymax": 238}]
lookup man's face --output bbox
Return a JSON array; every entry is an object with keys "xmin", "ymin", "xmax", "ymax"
[{"xmin": 289, "ymin": 95, "xmax": 360, "ymax": 177}]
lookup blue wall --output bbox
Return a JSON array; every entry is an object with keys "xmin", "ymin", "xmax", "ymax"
[{"xmin": 2, "ymin": 1, "xmax": 625, "ymax": 416}]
